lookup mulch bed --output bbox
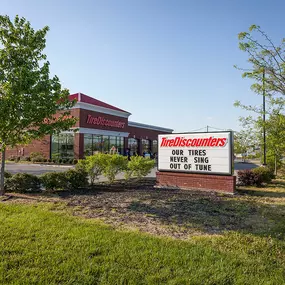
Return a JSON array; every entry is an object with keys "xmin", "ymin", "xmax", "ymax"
[{"xmin": 2, "ymin": 178, "xmax": 267, "ymax": 239}]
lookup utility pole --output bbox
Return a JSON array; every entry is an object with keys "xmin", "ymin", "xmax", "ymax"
[
  {"xmin": 263, "ymin": 68, "xmax": 266, "ymax": 165},
  {"xmin": 206, "ymin": 125, "xmax": 209, "ymax": 132}
]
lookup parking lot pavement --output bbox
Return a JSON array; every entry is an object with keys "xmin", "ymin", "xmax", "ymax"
[
  {"xmin": 5, "ymin": 163, "xmax": 73, "ymax": 175},
  {"xmin": 4, "ymin": 161, "xmax": 259, "ymax": 178}
]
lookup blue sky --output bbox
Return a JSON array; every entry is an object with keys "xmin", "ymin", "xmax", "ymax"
[{"xmin": 2, "ymin": 0, "xmax": 285, "ymax": 132}]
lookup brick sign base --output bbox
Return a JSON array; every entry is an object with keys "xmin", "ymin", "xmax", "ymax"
[{"xmin": 156, "ymin": 172, "xmax": 236, "ymax": 194}]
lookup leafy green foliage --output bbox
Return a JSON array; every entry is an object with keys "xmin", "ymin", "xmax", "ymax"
[
  {"xmin": 125, "ymin": 155, "xmax": 155, "ymax": 180},
  {"xmin": 5, "ymin": 173, "xmax": 41, "ymax": 193},
  {"xmin": 76, "ymin": 153, "xmax": 106, "ymax": 185},
  {"xmin": 40, "ymin": 172, "xmax": 67, "ymax": 191},
  {"xmin": 235, "ymin": 25, "xmax": 285, "ymax": 175},
  {"xmin": 0, "ymin": 15, "xmax": 77, "ymax": 194},
  {"xmin": 65, "ymin": 169, "xmax": 88, "ymax": 190},
  {"xmin": 103, "ymin": 154, "xmax": 128, "ymax": 183},
  {"xmin": 237, "ymin": 167, "xmax": 274, "ymax": 186},
  {"xmin": 252, "ymin": 167, "xmax": 274, "ymax": 184},
  {"xmin": 30, "ymin": 152, "xmax": 45, "ymax": 163}
]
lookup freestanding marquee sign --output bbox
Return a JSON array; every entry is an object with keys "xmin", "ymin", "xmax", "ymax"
[{"xmin": 156, "ymin": 131, "xmax": 236, "ymax": 194}]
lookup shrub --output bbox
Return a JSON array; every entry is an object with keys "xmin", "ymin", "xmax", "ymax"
[
  {"xmin": 103, "ymin": 154, "xmax": 128, "ymax": 183},
  {"xmin": 125, "ymin": 156, "xmax": 155, "ymax": 180},
  {"xmin": 62, "ymin": 159, "xmax": 68, "ymax": 164},
  {"xmin": 77, "ymin": 153, "xmax": 107, "ymax": 185},
  {"xmin": 30, "ymin": 152, "xmax": 45, "ymax": 163},
  {"xmin": 8, "ymin": 155, "xmax": 16, "ymax": 161},
  {"xmin": 40, "ymin": 172, "xmax": 67, "ymax": 191},
  {"xmin": 252, "ymin": 167, "xmax": 274, "ymax": 184},
  {"xmin": 5, "ymin": 173, "xmax": 41, "ymax": 193},
  {"xmin": 47, "ymin": 159, "xmax": 52, "ymax": 163},
  {"xmin": 15, "ymin": 157, "xmax": 20, "ymax": 163},
  {"xmin": 4, "ymin": 171, "xmax": 12, "ymax": 179},
  {"xmin": 65, "ymin": 169, "xmax": 88, "ymax": 190},
  {"xmin": 73, "ymin": 159, "xmax": 78, "ymax": 165},
  {"xmin": 68, "ymin": 159, "xmax": 73, "ymax": 164},
  {"xmin": 237, "ymin": 169, "xmax": 263, "ymax": 186},
  {"xmin": 58, "ymin": 159, "xmax": 63, "ymax": 164},
  {"xmin": 20, "ymin": 156, "xmax": 30, "ymax": 162}
]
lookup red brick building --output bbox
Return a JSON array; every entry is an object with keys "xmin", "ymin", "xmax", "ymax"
[{"xmin": 6, "ymin": 93, "xmax": 173, "ymax": 160}]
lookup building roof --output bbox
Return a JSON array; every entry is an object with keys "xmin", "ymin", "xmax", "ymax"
[
  {"xmin": 69, "ymin": 93, "xmax": 130, "ymax": 114},
  {"xmin": 128, "ymin": 121, "xmax": 173, "ymax": 133}
]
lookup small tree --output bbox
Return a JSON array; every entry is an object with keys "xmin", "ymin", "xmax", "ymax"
[
  {"xmin": 76, "ymin": 153, "xmax": 106, "ymax": 185},
  {"xmin": 234, "ymin": 25, "xmax": 285, "ymax": 171},
  {"xmin": 103, "ymin": 154, "xmax": 128, "ymax": 183},
  {"xmin": 125, "ymin": 156, "xmax": 155, "ymax": 181},
  {"xmin": 0, "ymin": 15, "xmax": 77, "ymax": 195}
]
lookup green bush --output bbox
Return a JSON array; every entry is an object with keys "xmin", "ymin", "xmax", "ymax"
[
  {"xmin": 125, "ymin": 156, "xmax": 155, "ymax": 180},
  {"xmin": 30, "ymin": 152, "xmax": 45, "ymax": 163},
  {"xmin": 20, "ymin": 156, "xmax": 30, "ymax": 162},
  {"xmin": 77, "ymin": 153, "xmax": 107, "ymax": 185},
  {"xmin": 4, "ymin": 171, "xmax": 12, "ymax": 179},
  {"xmin": 40, "ymin": 172, "xmax": 67, "ymax": 191},
  {"xmin": 103, "ymin": 154, "xmax": 128, "ymax": 183},
  {"xmin": 252, "ymin": 167, "xmax": 274, "ymax": 183},
  {"xmin": 65, "ymin": 169, "xmax": 88, "ymax": 190},
  {"xmin": 5, "ymin": 173, "xmax": 41, "ymax": 193},
  {"xmin": 73, "ymin": 159, "xmax": 78, "ymax": 165}
]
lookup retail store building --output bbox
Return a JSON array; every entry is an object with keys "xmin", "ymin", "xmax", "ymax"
[{"xmin": 6, "ymin": 93, "xmax": 173, "ymax": 160}]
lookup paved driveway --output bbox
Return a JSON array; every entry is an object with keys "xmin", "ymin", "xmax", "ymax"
[
  {"xmin": 4, "ymin": 161, "xmax": 259, "ymax": 178},
  {"xmin": 5, "ymin": 163, "xmax": 73, "ymax": 175}
]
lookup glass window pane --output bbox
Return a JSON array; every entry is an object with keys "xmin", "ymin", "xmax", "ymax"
[
  {"xmin": 84, "ymin": 134, "xmax": 92, "ymax": 157},
  {"xmin": 152, "ymin": 140, "xmax": 158, "ymax": 155},
  {"xmin": 128, "ymin": 138, "xmax": 138, "ymax": 156},
  {"xmin": 92, "ymin": 135, "xmax": 102, "ymax": 154},
  {"xmin": 102, "ymin": 136, "xmax": 109, "ymax": 153}
]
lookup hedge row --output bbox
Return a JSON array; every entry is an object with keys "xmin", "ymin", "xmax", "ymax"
[
  {"xmin": 4, "ymin": 169, "xmax": 88, "ymax": 193},
  {"xmin": 4, "ymin": 153, "xmax": 155, "ymax": 193},
  {"xmin": 237, "ymin": 167, "xmax": 275, "ymax": 186}
]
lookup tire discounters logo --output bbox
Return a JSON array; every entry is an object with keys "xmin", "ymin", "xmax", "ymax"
[
  {"xmin": 86, "ymin": 115, "xmax": 125, "ymax": 129},
  {"xmin": 158, "ymin": 132, "xmax": 232, "ymax": 175}
]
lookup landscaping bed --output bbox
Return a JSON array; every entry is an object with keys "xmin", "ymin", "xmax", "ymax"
[{"xmin": 4, "ymin": 178, "xmax": 285, "ymax": 240}]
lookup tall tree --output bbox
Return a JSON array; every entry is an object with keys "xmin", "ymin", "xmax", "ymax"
[
  {"xmin": 234, "ymin": 25, "xmax": 285, "ymax": 169},
  {"xmin": 0, "ymin": 15, "xmax": 77, "ymax": 195}
]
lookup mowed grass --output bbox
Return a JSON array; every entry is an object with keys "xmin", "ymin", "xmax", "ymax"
[{"xmin": 0, "ymin": 198, "xmax": 285, "ymax": 285}]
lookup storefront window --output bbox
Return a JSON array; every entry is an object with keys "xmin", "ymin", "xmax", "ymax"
[
  {"xmin": 84, "ymin": 134, "xmax": 92, "ymax": 156},
  {"xmin": 142, "ymin": 139, "xmax": 150, "ymax": 154},
  {"xmin": 84, "ymin": 134, "xmax": 125, "ymax": 156},
  {"xmin": 92, "ymin": 135, "xmax": 102, "ymax": 154},
  {"xmin": 152, "ymin": 140, "xmax": 158, "ymax": 155},
  {"xmin": 117, "ymin": 137, "xmax": 124, "ymax": 155},
  {"xmin": 128, "ymin": 138, "xmax": 138, "ymax": 156},
  {"xmin": 51, "ymin": 133, "xmax": 74, "ymax": 160},
  {"xmin": 102, "ymin": 136, "xmax": 109, "ymax": 153}
]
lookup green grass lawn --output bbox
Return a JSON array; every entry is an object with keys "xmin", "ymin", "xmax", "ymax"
[
  {"xmin": 0, "ymin": 201, "xmax": 284, "ymax": 285},
  {"xmin": 1, "ymin": 178, "xmax": 285, "ymax": 284}
]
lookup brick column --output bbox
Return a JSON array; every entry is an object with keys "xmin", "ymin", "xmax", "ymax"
[{"xmin": 74, "ymin": 133, "xmax": 84, "ymax": 159}]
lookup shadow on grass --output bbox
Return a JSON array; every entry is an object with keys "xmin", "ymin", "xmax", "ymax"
[{"xmin": 127, "ymin": 190, "xmax": 285, "ymax": 239}]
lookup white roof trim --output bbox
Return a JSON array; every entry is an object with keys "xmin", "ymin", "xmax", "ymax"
[
  {"xmin": 128, "ymin": 121, "xmax": 173, "ymax": 133},
  {"xmin": 74, "ymin": 127, "xmax": 129, "ymax": 137},
  {"xmin": 72, "ymin": 102, "xmax": 131, "ymax": 118}
]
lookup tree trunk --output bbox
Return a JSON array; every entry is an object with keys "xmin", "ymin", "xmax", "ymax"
[
  {"xmin": 275, "ymin": 154, "xmax": 278, "ymax": 177},
  {"xmin": 0, "ymin": 148, "xmax": 6, "ymax": 195}
]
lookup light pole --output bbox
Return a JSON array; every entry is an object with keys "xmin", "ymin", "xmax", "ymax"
[{"xmin": 262, "ymin": 68, "xmax": 266, "ymax": 166}]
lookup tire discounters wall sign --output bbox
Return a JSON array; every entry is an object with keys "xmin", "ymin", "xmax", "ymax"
[{"xmin": 158, "ymin": 131, "xmax": 233, "ymax": 175}]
